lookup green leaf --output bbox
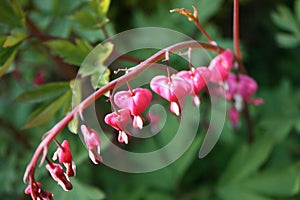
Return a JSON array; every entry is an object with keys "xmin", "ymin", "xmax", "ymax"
[
  {"xmin": 46, "ymin": 39, "xmax": 93, "ymax": 66},
  {"xmin": 70, "ymin": 10, "xmax": 99, "ymax": 29},
  {"xmin": 0, "ymin": 0, "xmax": 25, "ymax": 28},
  {"xmin": 218, "ymin": 186, "xmax": 271, "ymax": 200},
  {"xmin": 271, "ymin": 5, "xmax": 300, "ymax": 35},
  {"xmin": 0, "ymin": 48, "xmax": 17, "ymax": 78},
  {"xmin": 3, "ymin": 29, "xmax": 27, "ymax": 47},
  {"xmin": 0, "ymin": 37, "xmax": 20, "ymax": 66},
  {"xmin": 22, "ymin": 91, "xmax": 70, "ymax": 129},
  {"xmin": 15, "ymin": 82, "xmax": 69, "ymax": 103},
  {"xmin": 295, "ymin": 0, "xmax": 300, "ymax": 24},
  {"xmin": 198, "ymin": 0, "xmax": 224, "ymax": 23},
  {"xmin": 68, "ymin": 80, "xmax": 82, "ymax": 134},
  {"xmin": 219, "ymin": 135, "xmax": 274, "ymax": 185},
  {"xmin": 89, "ymin": 0, "xmax": 111, "ymax": 17},
  {"xmin": 51, "ymin": 178, "xmax": 105, "ymax": 200},
  {"xmin": 91, "ymin": 68, "xmax": 110, "ymax": 90},
  {"xmin": 243, "ymin": 164, "xmax": 300, "ymax": 196},
  {"xmin": 79, "ymin": 42, "xmax": 113, "ymax": 77},
  {"xmin": 276, "ymin": 33, "xmax": 300, "ymax": 48}
]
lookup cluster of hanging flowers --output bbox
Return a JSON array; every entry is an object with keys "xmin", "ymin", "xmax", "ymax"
[{"xmin": 24, "ymin": 49, "xmax": 263, "ymax": 200}]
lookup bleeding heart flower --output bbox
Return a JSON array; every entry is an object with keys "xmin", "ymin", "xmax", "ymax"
[
  {"xmin": 177, "ymin": 67, "xmax": 211, "ymax": 107},
  {"xmin": 114, "ymin": 88, "xmax": 152, "ymax": 129},
  {"xmin": 226, "ymin": 73, "xmax": 264, "ymax": 107},
  {"xmin": 208, "ymin": 49, "xmax": 234, "ymax": 82},
  {"xmin": 104, "ymin": 109, "xmax": 131, "ymax": 144},
  {"xmin": 150, "ymin": 75, "xmax": 191, "ymax": 116},
  {"xmin": 52, "ymin": 140, "xmax": 76, "ymax": 177},
  {"xmin": 80, "ymin": 124, "xmax": 102, "ymax": 164},
  {"xmin": 45, "ymin": 163, "xmax": 72, "ymax": 191},
  {"xmin": 225, "ymin": 73, "xmax": 263, "ymax": 128}
]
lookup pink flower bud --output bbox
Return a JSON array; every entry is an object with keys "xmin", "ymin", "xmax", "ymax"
[
  {"xmin": 33, "ymin": 71, "xmax": 46, "ymax": 85},
  {"xmin": 114, "ymin": 88, "xmax": 152, "ymax": 129},
  {"xmin": 80, "ymin": 124, "xmax": 102, "ymax": 164},
  {"xmin": 209, "ymin": 49, "xmax": 234, "ymax": 82},
  {"xmin": 177, "ymin": 67, "xmax": 211, "ymax": 107},
  {"xmin": 46, "ymin": 163, "xmax": 73, "ymax": 191},
  {"xmin": 25, "ymin": 182, "xmax": 54, "ymax": 200},
  {"xmin": 52, "ymin": 140, "xmax": 76, "ymax": 177},
  {"xmin": 150, "ymin": 75, "xmax": 191, "ymax": 116},
  {"xmin": 104, "ymin": 109, "xmax": 131, "ymax": 144}
]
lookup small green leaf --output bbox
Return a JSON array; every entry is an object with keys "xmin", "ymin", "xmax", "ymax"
[
  {"xmin": 23, "ymin": 91, "xmax": 70, "ymax": 129},
  {"xmin": 3, "ymin": 29, "xmax": 27, "ymax": 47},
  {"xmin": 295, "ymin": 0, "xmax": 300, "ymax": 24},
  {"xmin": 70, "ymin": 10, "xmax": 99, "ymax": 29},
  {"xmin": 0, "ymin": 0, "xmax": 25, "ymax": 28},
  {"xmin": 243, "ymin": 164, "xmax": 300, "ymax": 196},
  {"xmin": 276, "ymin": 33, "xmax": 300, "ymax": 48},
  {"xmin": 271, "ymin": 5, "xmax": 300, "ymax": 35},
  {"xmin": 91, "ymin": 68, "xmax": 110, "ymax": 90},
  {"xmin": 79, "ymin": 42, "xmax": 113, "ymax": 77},
  {"xmin": 46, "ymin": 39, "xmax": 93, "ymax": 66},
  {"xmin": 0, "ymin": 37, "xmax": 20, "ymax": 67},
  {"xmin": 219, "ymin": 135, "xmax": 274, "ymax": 184},
  {"xmin": 15, "ymin": 82, "xmax": 69, "ymax": 103},
  {"xmin": 0, "ymin": 48, "xmax": 17, "ymax": 78},
  {"xmin": 89, "ymin": 0, "xmax": 111, "ymax": 17},
  {"xmin": 68, "ymin": 80, "xmax": 82, "ymax": 134},
  {"xmin": 51, "ymin": 178, "xmax": 105, "ymax": 200},
  {"xmin": 218, "ymin": 186, "xmax": 271, "ymax": 200}
]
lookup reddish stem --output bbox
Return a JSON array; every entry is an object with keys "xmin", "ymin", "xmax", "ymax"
[
  {"xmin": 23, "ymin": 40, "xmax": 224, "ymax": 183},
  {"xmin": 233, "ymin": 0, "xmax": 242, "ymax": 60},
  {"xmin": 194, "ymin": 21, "xmax": 214, "ymax": 44}
]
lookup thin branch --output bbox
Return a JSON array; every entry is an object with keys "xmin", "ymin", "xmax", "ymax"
[
  {"xmin": 23, "ymin": 40, "xmax": 225, "ymax": 183},
  {"xmin": 233, "ymin": 0, "xmax": 242, "ymax": 60}
]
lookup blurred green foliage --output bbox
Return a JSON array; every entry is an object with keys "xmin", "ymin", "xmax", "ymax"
[{"xmin": 0, "ymin": 0, "xmax": 300, "ymax": 200}]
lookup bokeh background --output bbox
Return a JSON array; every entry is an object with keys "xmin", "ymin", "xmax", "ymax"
[{"xmin": 1, "ymin": 0, "xmax": 300, "ymax": 199}]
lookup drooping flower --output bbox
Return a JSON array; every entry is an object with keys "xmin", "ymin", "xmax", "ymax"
[
  {"xmin": 226, "ymin": 73, "xmax": 264, "ymax": 106},
  {"xmin": 208, "ymin": 49, "xmax": 234, "ymax": 82},
  {"xmin": 104, "ymin": 109, "xmax": 132, "ymax": 144},
  {"xmin": 80, "ymin": 124, "xmax": 102, "ymax": 164},
  {"xmin": 225, "ymin": 73, "xmax": 263, "ymax": 128},
  {"xmin": 45, "ymin": 163, "xmax": 73, "ymax": 191},
  {"xmin": 25, "ymin": 182, "xmax": 54, "ymax": 200},
  {"xmin": 150, "ymin": 75, "xmax": 191, "ymax": 116},
  {"xmin": 114, "ymin": 88, "xmax": 152, "ymax": 129},
  {"xmin": 177, "ymin": 67, "xmax": 211, "ymax": 107},
  {"xmin": 52, "ymin": 140, "xmax": 76, "ymax": 177}
]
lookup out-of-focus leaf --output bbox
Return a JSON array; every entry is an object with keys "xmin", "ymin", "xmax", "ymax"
[
  {"xmin": 15, "ymin": 82, "xmax": 69, "ymax": 103},
  {"xmin": 68, "ymin": 79, "xmax": 82, "ymax": 134},
  {"xmin": 219, "ymin": 135, "xmax": 274, "ymax": 185},
  {"xmin": 0, "ymin": 48, "xmax": 17, "ymax": 78},
  {"xmin": 79, "ymin": 42, "xmax": 113, "ymax": 77},
  {"xmin": 46, "ymin": 39, "xmax": 92, "ymax": 66},
  {"xmin": 89, "ymin": 0, "xmax": 110, "ymax": 17},
  {"xmin": 218, "ymin": 186, "xmax": 271, "ymax": 200},
  {"xmin": 243, "ymin": 164, "xmax": 300, "ymax": 196},
  {"xmin": 197, "ymin": 0, "xmax": 224, "ymax": 23},
  {"xmin": 0, "ymin": 0, "xmax": 25, "ymax": 28},
  {"xmin": 271, "ymin": 5, "xmax": 300, "ymax": 35},
  {"xmin": 3, "ymin": 29, "xmax": 27, "ymax": 47},
  {"xmin": 91, "ymin": 68, "xmax": 110, "ymax": 90},
  {"xmin": 276, "ymin": 33, "xmax": 300, "ymax": 48},
  {"xmin": 260, "ymin": 115, "xmax": 294, "ymax": 142},
  {"xmin": 0, "ymin": 37, "xmax": 19, "ymax": 66},
  {"xmin": 51, "ymin": 178, "xmax": 105, "ymax": 200},
  {"xmin": 296, "ymin": 0, "xmax": 300, "ymax": 24},
  {"xmin": 70, "ymin": 10, "xmax": 99, "ymax": 29},
  {"xmin": 23, "ymin": 91, "xmax": 70, "ymax": 129}
]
